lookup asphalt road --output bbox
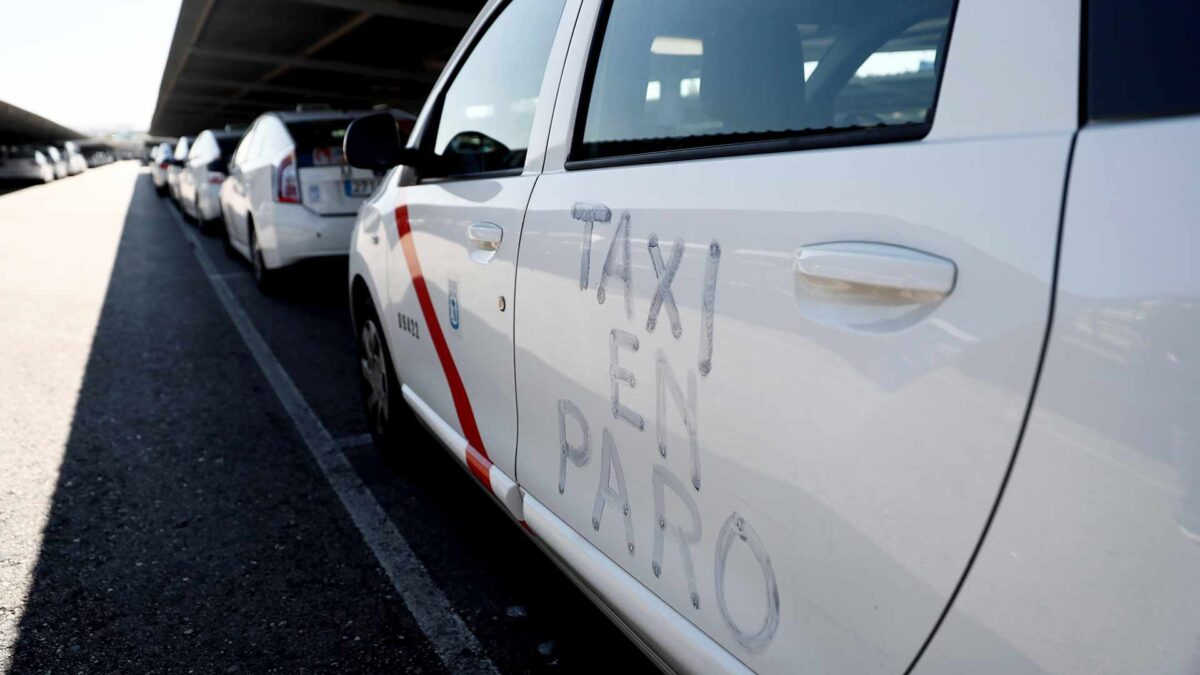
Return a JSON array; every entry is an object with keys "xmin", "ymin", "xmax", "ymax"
[{"xmin": 0, "ymin": 163, "xmax": 654, "ymax": 673}]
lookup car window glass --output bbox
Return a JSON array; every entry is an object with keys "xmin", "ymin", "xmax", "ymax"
[
  {"xmin": 576, "ymin": 0, "xmax": 956, "ymax": 161},
  {"xmin": 286, "ymin": 118, "xmax": 354, "ymax": 166},
  {"xmin": 427, "ymin": 0, "xmax": 567, "ymax": 178},
  {"xmin": 1087, "ymin": 0, "xmax": 1200, "ymax": 121},
  {"xmin": 216, "ymin": 135, "xmax": 242, "ymax": 160}
]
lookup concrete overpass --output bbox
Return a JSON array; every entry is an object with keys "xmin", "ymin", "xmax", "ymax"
[
  {"xmin": 0, "ymin": 100, "xmax": 82, "ymax": 145},
  {"xmin": 149, "ymin": 0, "xmax": 485, "ymax": 137}
]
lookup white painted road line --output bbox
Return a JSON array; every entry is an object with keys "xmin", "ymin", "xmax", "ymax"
[{"xmin": 169, "ymin": 209, "xmax": 499, "ymax": 675}]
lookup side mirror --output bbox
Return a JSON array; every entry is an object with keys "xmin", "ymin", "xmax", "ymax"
[{"xmin": 344, "ymin": 112, "xmax": 431, "ymax": 173}]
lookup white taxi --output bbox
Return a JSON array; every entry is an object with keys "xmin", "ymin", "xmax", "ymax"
[
  {"xmin": 344, "ymin": 0, "xmax": 1200, "ymax": 672},
  {"xmin": 218, "ymin": 108, "xmax": 414, "ymax": 291},
  {"xmin": 178, "ymin": 128, "xmax": 243, "ymax": 229}
]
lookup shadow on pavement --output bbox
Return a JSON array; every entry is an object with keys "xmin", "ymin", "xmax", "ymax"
[
  {"xmin": 0, "ymin": 180, "xmax": 42, "ymax": 198},
  {"xmin": 8, "ymin": 174, "xmax": 439, "ymax": 673}
]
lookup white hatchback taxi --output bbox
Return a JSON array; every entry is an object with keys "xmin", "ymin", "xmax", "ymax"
[
  {"xmin": 151, "ymin": 142, "xmax": 174, "ymax": 195},
  {"xmin": 167, "ymin": 135, "xmax": 193, "ymax": 202},
  {"xmin": 218, "ymin": 108, "xmax": 414, "ymax": 290},
  {"xmin": 343, "ymin": 0, "xmax": 1200, "ymax": 673},
  {"xmin": 0, "ymin": 147, "xmax": 55, "ymax": 184},
  {"xmin": 178, "ymin": 127, "xmax": 243, "ymax": 229}
]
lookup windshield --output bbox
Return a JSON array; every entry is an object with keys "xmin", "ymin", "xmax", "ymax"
[{"xmin": 285, "ymin": 119, "xmax": 355, "ymax": 167}]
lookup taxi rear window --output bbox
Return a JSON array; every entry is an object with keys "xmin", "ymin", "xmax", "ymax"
[{"xmin": 286, "ymin": 120, "xmax": 352, "ymax": 167}]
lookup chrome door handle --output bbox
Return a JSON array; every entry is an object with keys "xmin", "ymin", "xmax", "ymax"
[
  {"xmin": 467, "ymin": 222, "xmax": 502, "ymax": 263},
  {"xmin": 794, "ymin": 242, "xmax": 956, "ymax": 303}
]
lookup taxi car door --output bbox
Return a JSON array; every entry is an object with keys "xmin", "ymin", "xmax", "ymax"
[
  {"xmin": 512, "ymin": 0, "xmax": 1078, "ymax": 671},
  {"xmin": 381, "ymin": 0, "xmax": 575, "ymax": 503}
]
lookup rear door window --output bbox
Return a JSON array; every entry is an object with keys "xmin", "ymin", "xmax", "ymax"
[
  {"xmin": 1087, "ymin": 0, "xmax": 1200, "ymax": 121},
  {"xmin": 574, "ymin": 0, "xmax": 957, "ymax": 163}
]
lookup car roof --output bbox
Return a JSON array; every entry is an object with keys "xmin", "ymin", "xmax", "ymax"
[
  {"xmin": 268, "ymin": 110, "xmax": 370, "ymax": 124},
  {"xmin": 265, "ymin": 108, "xmax": 413, "ymax": 125}
]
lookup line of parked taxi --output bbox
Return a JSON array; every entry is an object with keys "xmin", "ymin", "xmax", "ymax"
[
  {"xmin": 0, "ymin": 141, "xmax": 89, "ymax": 184},
  {"xmin": 152, "ymin": 0, "xmax": 1200, "ymax": 672},
  {"xmin": 153, "ymin": 107, "xmax": 414, "ymax": 291}
]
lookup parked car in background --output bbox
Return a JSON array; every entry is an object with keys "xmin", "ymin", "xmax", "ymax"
[
  {"xmin": 178, "ymin": 128, "xmax": 244, "ymax": 229},
  {"xmin": 63, "ymin": 142, "xmax": 88, "ymax": 176},
  {"xmin": 218, "ymin": 108, "xmax": 414, "ymax": 290},
  {"xmin": 342, "ymin": 0, "xmax": 1200, "ymax": 673},
  {"xmin": 42, "ymin": 146, "xmax": 67, "ymax": 179},
  {"xmin": 151, "ymin": 142, "xmax": 174, "ymax": 195},
  {"xmin": 85, "ymin": 149, "xmax": 114, "ymax": 168},
  {"xmin": 0, "ymin": 146, "xmax": 55, "ymax": 183},
  {"xmin": 167, "ymin": 135, "xmax": 193, "ymax": 202}
]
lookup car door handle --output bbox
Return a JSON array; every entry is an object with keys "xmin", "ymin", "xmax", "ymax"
[
  {"xmin": 794, "ymin": 242, "xmax": 956, "ymax": 303},
  {"xmin": 467, "ymin": 222, "xmax": 502, "ymax": 263},
  {"xmin": 467, "ymin": 222, "xmax": 503, "ymax": 248}
]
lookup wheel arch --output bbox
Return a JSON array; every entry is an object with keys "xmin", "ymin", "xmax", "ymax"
[{"xmin": 350, "ymin": 274, "xmax": 380, "ymax": 332}]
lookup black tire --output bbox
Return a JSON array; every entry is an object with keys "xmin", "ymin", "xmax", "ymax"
[
  {"xmin": 248, "ymin": 223, "xmax": 275, "ymax": 293},
  {"xmin": 355, "ymin": 299, "xmax": 403, "ymax": 456},
  {"xmin": 221, "ymin": 220, "xmax": 237, "ymax": 259},
  {"xmin": 193, "ymin": 195, "xmax": 204, "ymax": 230}
]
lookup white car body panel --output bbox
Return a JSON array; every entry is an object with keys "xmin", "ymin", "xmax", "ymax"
[
  {"xmin": 915, "ymin": 115, "xmax": 1200, "ymax": 675},
  {"xmin": 221, "ymin": 114, "xmax": 376, "ymax": 269},
  {"xmin": 0, "ymin": 152, "xmax": 54, "ymax": 183},
  {"xmin": 64, "ymin": 143, "xmax": 87, "ymax": 176},
  {"xmin": 168, "ymin": 136, "xmax": 192, "ymax": 202},
  {"xmin": 151, "ymin": 144, "xmax": 172, "ymax": 189},
  {"xmin": 45, "ymin": 148, "xmax": 68, "ymax": 180},
  {"xmin": 375, "ymin": 0, "xmax": 578, "ymax": 486},
  {"xmin": 514, "ymin": 136, "xmax": 1071, "ymax": 673},
  {"xmin": 345, "ymin": 0, "xmax": 1200, "ymax": 672},
  {"xmin": 510, "ymin": 0, "xmax": 1075, "ymax": 671},
  {"xmin": 523, "ymin": 493, "xmax": 751, "ymax": 675},
  {"xmin": 181, "ymin": 131, "xmax": 242, "ymax": 223}
]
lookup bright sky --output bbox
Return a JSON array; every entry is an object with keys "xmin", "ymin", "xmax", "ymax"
[{"xmin": 0, "ymin": 0, "xmax": 182, "ymax": 134}]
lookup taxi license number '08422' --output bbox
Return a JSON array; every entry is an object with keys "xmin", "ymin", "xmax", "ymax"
[{"xmin": 555, "ymin": 202, "xmax": 780, "ymax": 652}]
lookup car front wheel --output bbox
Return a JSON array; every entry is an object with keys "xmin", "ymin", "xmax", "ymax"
[
  {"xmin": 356, "ymin": 304, "xmax": 403, "ymax": 456},
  {"xmin": 248, "ymin": 224, "xmax": 275, "ymax": 293}
]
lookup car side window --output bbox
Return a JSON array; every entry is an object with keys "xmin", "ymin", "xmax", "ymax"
[
  {"xmin": 424, "ymin": 0, "xmax": 567, "ymax": 179},
  {"xmin": 573, "ymin": 0, "xmax": 957, "ymax": 163},
  {"xmin": 1087, "ymin": 0, "xmax": 1200, "ymax": 121}
]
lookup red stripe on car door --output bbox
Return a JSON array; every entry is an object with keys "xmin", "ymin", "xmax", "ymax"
[{"xmin": 395, "ymin": 205, "xmax": 492, "ymax": 488}]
